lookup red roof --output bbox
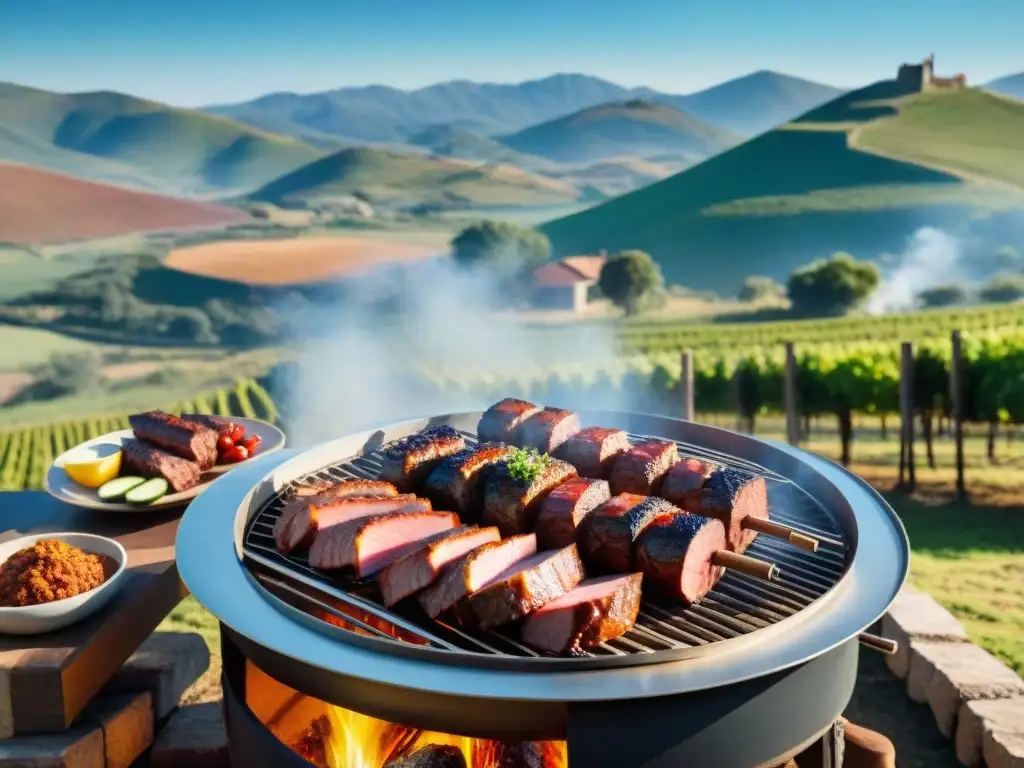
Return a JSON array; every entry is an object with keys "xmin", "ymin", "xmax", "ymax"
[{"xmin": 533, "ymin": 255, "xmax": 606, "ymax": 287}]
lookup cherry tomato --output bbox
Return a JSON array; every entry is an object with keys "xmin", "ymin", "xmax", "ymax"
[
  {"xmin": 217, "ymin": 434, "xmax": 235, "ymax": 453},
  {"xmin": 240, "ymin": 434, "xmax": 262, "ymax": 455},
  {"xmin": 230, "ymin": 425, "xmax": 246, "ymax": 443},
  {"xmin": 223, "ymin": 445, "xmax": 249, "ymax": 463}
]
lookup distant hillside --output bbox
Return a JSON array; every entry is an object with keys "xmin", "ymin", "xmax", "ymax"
[
  {"xmin": 407, "ymin": 124, "xmax": 551, "ymax": 169},
  {"xmin": 548, "ymin": 156, "xmax": 690, "ymax": 197},
  {"xmin": 0, "ymin": 82, "xmax": 325, "ymax": 195},
  {"xmin": 542, "ymin": 83, "xmax": 1024, "ymax": 293},
  {"xmin": 248, "ymin": 147, "xmax": 581, "ymax": 208},
  {"xmin": 986, "ymin": 73, "xmax": 1024, "ymax": 100},
  {"xmin": 0, "ymin": 163, "xmax": 249, "ymax": 244}
]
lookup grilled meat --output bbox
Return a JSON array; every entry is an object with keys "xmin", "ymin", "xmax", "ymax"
[
  {"xmin": 608, "ymin": 439, "xmax": 678, "ymax": 496},
  {"xmin": 521, "ymin": 573, "xmax": 643, "ymax": 653},
  {"xmin": 378, "ymin": 526, "xmax": 500, "ymax": 607},
  {"xmin": 180, "ymin": 413, "xmax": 236, "ymax": 439},
  {"xmin": 307, "ymin": 510, "xmax": 459, "ymax": 575},
  {"xmin": 477, "ymin": 398, "xmax": 541, "ymax": 443},
  {"xmin": 635, "ymin": 512, "xmax": 727, "ymax": 604},
  {"xmin": 534, "ymin": 477, "xmax": 611, "ymax": 549},
  {"xmin": 579, "ymin": 494, "xmax": 675, "ymax": 573},
  {"xmin": 697, "ymin": 468, "xmax": 769, "ymax": 553},
  {"xmin": 422, "ymin": 443, "xmax": 514, "ymax": 519},
  {"xmin": 276, "ymin": 494, "xmax": 428, "ymax": 555},
  {"xmin": 384, "ymin": 744, "xmax": 467, "ymax": 768},
  {"xmin": 514, "ymin": 407, "xmax": 581, "ymax": 453},
  {"xmin": 660, "ymin": 457, "xmax": 719, "ymax": 512},
  {"xmin": 495, "ymin": 743, "xmax": 555, "ymax": 768},
  {"xmin": 121, "ymin": 438, "xmax": 201, "ymax": 493},
  {"xmin": 552, "ymin": 426, "xmax": 630, "ymax": 479},
  {"xmin": 378, "ymin": 425, "xmax": 466, "ymax": 492},
  {"xmin": 129, "ymin": 410, "xmax": 219, "ymax": 471},
  {"xmin": 480, "ymin": 457, "xmax": 577, "ymax": 536},
  {"xmin": 418, "ymin": 534, "xmax": 537, "ymax": 619}
]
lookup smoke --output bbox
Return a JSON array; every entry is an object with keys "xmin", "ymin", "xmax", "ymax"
[
  {"xmin": 865, "ymin": 227, "xmax": 964, "ymax": 315},
  {"xmin": 279, "ymin": 255, "xmax": 627, "ymax": 448}
]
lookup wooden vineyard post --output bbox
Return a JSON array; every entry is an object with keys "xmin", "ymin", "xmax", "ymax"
[
  {"xmin": 680, "ymin": 350, "xmax": 695, "ymax": 421},
  {"xmin": 784, "ymin": 342, "xmax": 800, "ymax": 445},
  {"xmin": 899, "ymin": 342, "xmax": 916, "ymax": 491},
  {"xmin": 951, "ymin": 330, "xmax": 967, "ymax": 500}
]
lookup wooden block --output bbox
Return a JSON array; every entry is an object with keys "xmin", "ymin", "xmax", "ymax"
[
  {"xmin": 82, "ymin": 692, "xmax": 153, "ymax": 768},
  {"xmin": 150, "ymin": 702, "xmax": 230, "ymax": 768},
  {"xmin": 983, "ymin": 727, "xmax": 1024, "ymax": 768},
  {"xmin": 105, "ymin": 632, "xmax": 210, "ymax": 720},
  {"xmin": 841, "ymin": 718, "xmax": 896, "ymax": 768},
  {"xmin": 881, "ymin": 585, "xmax": 969, "ymax": 679},
  {"xmin": 0, "ymin": 725, "xmax": 104, "ymax": 767},
  {"xmin": 956, "ymin": 698, "xmax": 1024, "ymax": 768},
  {"xmin": 0, "ymin": 651, "xmax": 30, "ymax": 740}
]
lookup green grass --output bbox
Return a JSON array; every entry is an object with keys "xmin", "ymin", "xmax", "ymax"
[{"xmin": 0, "ymin": 325, "xmax": 100, "ymax": 371}]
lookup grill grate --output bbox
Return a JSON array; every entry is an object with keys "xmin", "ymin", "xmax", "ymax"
[{"xmin": 242, "ymin": 431, "xmax": 849, "ymax": 668}]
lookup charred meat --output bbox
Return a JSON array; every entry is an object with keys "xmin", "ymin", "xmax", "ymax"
[
  {"xmin": 121, "ymin": 438, "xmax": 201, "ymax": 493},
  {"xmin": 180, "ymin": 413, "xmax": 236, "ymax": 439},
  {"xmin": 579, "ymin": 494, "xmax": 675, "ymax": 573},
  {"xmin": 384, "ymin": 744, "xmax": 467, "ymax": 768},
  {"xmin": 660, "ymin": 457, "xmax": 719, "ymax": 512},
  {"xmin": 534, "ymin": 477, "xmax": 611, "ymax": 549},
  {"xmin": 608, "ymin": 439, "xmax": 678, "ymax": 496},
  {"xmin": 697, "ymin": 468, "xmax": 769, "ymax": 553},
  {"xmin": 454, "ymin": 544, "xmax": 585, "ymax": 632},
  {"xmin": 275, "ymin": 493, "xmax": 427, "ymax": 555},
  {"xmin": 422, "ymin": 443, "xmax": 514, "ymax": 519},
  {"xmin": 477, "ymin": 398, "xmax": 541, "ymax": 444},
  {"xmin": 129, "ymin": 410, "xmax": 219, "ymax": 471},
  {"xmin": 480, "ymin": 451, "xmax": 577, "ymax": 536},
  {"xmin": 635, "ymin": 512, "xmax": 727, "ymax": 605},
  {"xmin": 521, "ymin": 573, "xmax": 643, "ymax": 653},
  {"xmin": 514, "ymin": 407, "xmax": 581, "ymax": 453},
  {"xmin": 553, "ymin": 426, "xmax": 629, "ymax": 479},
  {"xmin": 378, "ymin": 425, "xmax": 466, "ymax": 492}
]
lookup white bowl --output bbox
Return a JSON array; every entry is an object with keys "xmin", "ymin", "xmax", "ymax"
[{"xmin": 0, "ymin": 533, "xmax": 128, "ymax": 635}]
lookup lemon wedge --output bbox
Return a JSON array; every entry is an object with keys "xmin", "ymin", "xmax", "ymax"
[{"xmin": 63, "ymin": 449, "xmax": 123, "ymax": 488}]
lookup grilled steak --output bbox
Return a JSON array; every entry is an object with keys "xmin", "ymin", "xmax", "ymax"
[
  {"xmin": 480, "ymin": 457, "xmax": 577, "ymax": 536},
  {"xmin": 422, "ymin": 443, "xmax": 514, "ymax": 519},
  {"xmin": 378, "ymin": 526, "xmax": 500, "ymax": 607},
  {"xmin": 635, "ymin": 512, "xmax": 727, "ymax": 604},
  {"xmin": 608, "ymin": 439, "xmax": 678, "ymax": 496},
  {"xmin": 307, "ymin": 510, "xmax": 459, "ymax": 575},
  {"xmin": 514, "ymin": 407, "xmax": 581, "ymax": 453},
  {"xmin": 129, "ymin": 410, "xmax": 219, "ymax": 471},
  {"xmin": 579, "ymin": 494, "xmax": 675, "ymax": 573},
  {"xmin": 521, "ymin": 573, "xmax": 643, "ymax": 653},
  {"xmin": 384, "ymin": 744, "xmax": 467, "ymax": 768},
  {"xmin": 698, "ymin": 468, "xmax": 769, "ymax": 553},
  {"xmin": 552, "ymin": 426, "xmax": 629, "ymax": 479},
  {"xmin": 477, "ymin": 398, "xmax": 541, "ymax": 443},
  {"xmin": 534, "ymin": 477, "xmax": 611, "ymax": 549},
  {"xmin": 121, "ymin": 438, "xmax": 201, "ymax": 493},
  {"xmin": 418, "ymin": 534, "xmax": 537, "ymax": 619},
  {"xmin": 180, "ymin": 413, "xmax": 236, "ymax": 439},
  {"xmin": 660, "ymin": 457, "xmax": 719, "ymax": 512},
  {"xmin": 454, "ymin": 544, "xmax": 584, "ymax": 632},
  {"xmin": 276, "ymin": 494, "xmax": 428, "ymax": 554},
  {"xmin": 378, "ymin": 426, "xmax": 466, "ymax": 492}
]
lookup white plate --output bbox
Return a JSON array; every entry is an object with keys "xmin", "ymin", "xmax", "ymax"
[
  {"xmin": 44, "ymin": 418, "xmax": 286, "ymax": 513},
  {"xmin": 0, "ymin": 533, "xmax": 127, "ymax": 635}
]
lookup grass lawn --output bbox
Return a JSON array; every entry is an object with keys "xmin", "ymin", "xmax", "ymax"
[{"xmin": 0, "ymin": 325, "xmax": 101, "ymax": 371}]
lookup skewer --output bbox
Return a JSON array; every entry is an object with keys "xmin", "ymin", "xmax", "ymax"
[
  {"xmin": 743, "ymin": 517, "xmax": 820, "ymax": 552},
  {"xmin": 858, "ymin": 633, "xmax": 898, "ymax": 655},
  {"xmin": 711, "ymin": 550, "xmax": 780, "ymax": 581}
]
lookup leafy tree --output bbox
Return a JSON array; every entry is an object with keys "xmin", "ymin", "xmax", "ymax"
[
  {"xmin": 450, "ymin": 220, "xmax": 551, "ymax": 275},
  {"xmin": 918, "ymin": 284, "xmax": 967, "ymax": 308},
  {"xmin": 786, "ymin": 252, "xmax": 880, "ymax": 317},
  {"xmin": 979, "ymin": 274, "xmax": 1024, "ymax": 303},
  {"xmin": 738, "ymin": 276, "xmax": 784, "ymax": 302},
  {"xmin": 598, "ymin": 250, "xmax": 665, "ymax": 316}
]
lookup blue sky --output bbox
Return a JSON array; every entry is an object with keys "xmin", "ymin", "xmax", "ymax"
[{"xmin": 2, "ymin": 0, "xmax": 1021, "ymax": 106}]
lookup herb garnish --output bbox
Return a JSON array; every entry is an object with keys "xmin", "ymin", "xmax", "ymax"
[{"xmin": 505, "ymin": 447, "xmax": 551, "ymax": 484}]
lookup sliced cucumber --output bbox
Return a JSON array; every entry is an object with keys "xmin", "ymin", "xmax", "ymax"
[
  {"xmin": 97, "ymin": 476, "xmax": 147, "ymax": 501},
  {"xmin": 125, "ymin": 478, "xmax": 170, "ymax": 505}
]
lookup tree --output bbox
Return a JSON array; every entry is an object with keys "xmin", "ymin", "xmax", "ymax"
[
  {"xmin": 450, "ymin": 220, "xmax": 551, "ymax": 275},
  {"xmin": 738, "ymin": 276, "xmax": 784, "ymax": 302},
  {"xmin": 979, "ymin": 274, "xmax": 1024, "ymax": 303},
  {"xmin": 918, "ymin": 284, "xmax": 967, "ymax": 308},
  {"xmin": 786, "ymin": 252, "xmax": 880, "ymax": 317},
  {"xmin": 598, "ymin": 250, "xmax": 665, "ymax": 316}
]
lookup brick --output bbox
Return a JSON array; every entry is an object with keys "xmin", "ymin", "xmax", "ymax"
[
  {"xmin": 150, "ymin": 701, "xmax": 230, "ymax": 768},
  {"xmin": 83, "ymin": 693, "xmax": 153, "ymax": 768},
  {"xmin": 907, "ymin": 642, "xmax": 1024, "ymax": 738},
  {"xmin": 105, "ymin": 631, "xmax": 210, "ymax": 720},
  {"xmin": 956, "ymin": 697, "xmax": 1024, "ymax": 767},
  {"xmin": 881, "ymin": 585, "xmax": 969, "ymax": 679},
  {"xmin": 983, "ymin": 728, "xmax": 1024, "ymax": 768},
  {"xmin": 0, "ymin": 650, "xmax": 32, "ymax": 740},
  {"xmin": 0, "ymin": 725, "xmax": 104, "ymax": 767}
]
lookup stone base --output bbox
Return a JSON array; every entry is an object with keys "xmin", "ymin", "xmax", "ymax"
[{"xmin": 150, "ymin": 702, "xmax": 230, "ymax": 768}]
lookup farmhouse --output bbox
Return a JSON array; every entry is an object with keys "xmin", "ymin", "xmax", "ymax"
[{"xmin": 532, "ymin": 254, "xmax": 607, "ymax": 312}]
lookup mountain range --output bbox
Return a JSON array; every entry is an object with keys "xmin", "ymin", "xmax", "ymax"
[{"xmin": 986, "ymin": 72, "xmax": 1024, "ymax": 100}]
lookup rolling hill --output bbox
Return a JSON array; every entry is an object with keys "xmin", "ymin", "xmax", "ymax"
[
  {"xmin": 986, "ymin": 73, "xmax": 1024, "ymax": 100},
  {"xmin": 0, "ymin": 162, "xmax": 249, "ymax": 244},
  {"xmin": 541, "ymin": 82, "xmax": 1024, "ymax": 293},
  {"xmin": 406, "ymin": 124, "xmax": 552, "ymax": 169},
  {"xmin": 0, "ymin": 82, "xmax": 326, "ymax": 195},
  {"xmin": 247, "ymin": 147, "xmax": 581, "ymax": 208},
  {"xmin": 500, "ymin": 99, "xmax": 741, "ymax": 164}
]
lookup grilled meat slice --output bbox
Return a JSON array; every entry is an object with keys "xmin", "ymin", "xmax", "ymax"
[
  {"xmin": 534, "ymin": 477, "xmax": 611, "ymax": 549},
  {"xmin": 307, "ymin": 510, "xmax": 459, "ymax": 575},
  {"xmin": 378, "ymin": 426, "xmax": 466, "ymax": 492},
  {"xmin": 121, "ymin": 438, "xmax": 201, "ymax": 493},
  {"xmin": 384, "ymin": 744, "xmax": 467, "ymax": 768},
  {"xmin": 660, "ymin": 457, "xmax": 719, "ymax": 512},
  {"xmin": 521, "ymin": 573, "xmax": 643, "ymax": 653},
  {"xmin": 552, "ymin": 426, "xmax": 629, "ymax": 479},
  {"xmin": 422, "ymin": 443, "xmax": 514, "ymax": 519},
  {"xmin": 635, "ymin": 512, "xmax": 727, "ymax": 604},
  {"xmin": 180, "ymin": 413, "xmax": 236, "ymax": 439},
  {"xmin": 514, "ymin": 407, "xmax": 581, "ymax": 453},
  {"xmin": 454, "ymin": 544, "xmax": 584, "ymax": 632},
  {"xmin": 579, "ymin": 494, "xmax": 675, "ymax": 573},
  {"xmin": 378, "ymin": 526, "xmax": 500, "ymax": 607},
  {"xmin": 477, "ymin": 398, "xmax": 541, "ymax": 443},
  {"xmin": 480, "ymin": 457, "xmax": 577, "ymax": 536},
  {"xmin": 276, "ymin": 494, "xmax": 427, "ymax": 555},
  {"xmin": 608, "ymin": 439, "xmax": 678, "ymax": 496},
  {"xmin": 129, "ymin": 410, "xmax": 219, "ymax": 471},
  {"xmin": 698, "ymin": 468, "xmax": 769, "ymax": 553},
  {"xmin": 418, "ymin": 534, "xmax": 537, "ymax": 619}
]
